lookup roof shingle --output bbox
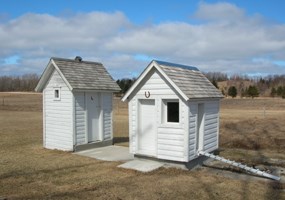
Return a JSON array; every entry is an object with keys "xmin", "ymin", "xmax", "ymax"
[
  {"xmin": 52, "ymin": 57, "xmax": 120, "ymax": 91},
  {"xmin": 154, "ymin": 60, "xmax": 223, "ymax": 99}
]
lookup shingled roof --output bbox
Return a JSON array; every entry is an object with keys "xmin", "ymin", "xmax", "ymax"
[
  {"xmin": 155, "ymin": 60, "xmax": 223, "ymax": 99},
  {"xmin": 122, "ymin": 60, "xmax": 223, "ymax": 101},
  {"xmin": 35, "ymin": 57, "xmax": 120, "ymax": 92}
]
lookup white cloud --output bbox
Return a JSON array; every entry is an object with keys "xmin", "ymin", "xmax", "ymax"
[
  {"xmin": 0, "ymin": 11, "xmax": 129, "ymax": 52},
  {"xmin": 0, "ymin": 2, "xmax": 285, "ymax": 78},
  {"xmin": 194, "ymin": 2, "xmax": 245, "ymax": 22}
]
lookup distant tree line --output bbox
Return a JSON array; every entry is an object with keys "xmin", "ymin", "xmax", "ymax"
[
  {"xmin": 0, "ymin": 74, "xmax": 39, "ymax": 92},
  {"xmin": 203, "ymin": 72, "xmax": 228, "ymax": 82},
  {"xmin": 0, "ymin": 72, "xmax": 284, "ymax": 98},
  {"xmin": 0, "ymin": 74, "xmax": 137, "ymax": 93},
  {"xmin": 207, "ymin": 72, "xmax": 285, "ymax": 98},
  {"xmin": 116, "ymin": 78, "xmax": 137, "ymax": 93}
]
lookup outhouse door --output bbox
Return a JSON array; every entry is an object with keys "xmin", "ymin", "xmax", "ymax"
[
  {"xmin": 137, "ymin": 99, "xmax": 156, "ymax": 156},
  {"xmin": 86, "ymin": 93, "xmax": 101, "ymax": 142}
]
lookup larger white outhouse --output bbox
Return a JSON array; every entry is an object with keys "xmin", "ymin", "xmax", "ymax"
[
  {"xmin": 35, "ymin": 57, "xmax": 121, "ymax": 151},
  {"xmin": 122, "ymin": 60, "xmax": 223, "ymax": 162}
]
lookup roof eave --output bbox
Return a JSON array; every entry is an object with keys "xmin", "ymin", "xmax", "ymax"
[
  {"xmin": 51, "ymin": 59, "xmax": 73, "ymax": 91},
  {"xmin": 35, "ymin": 59, "xmax": 54, "ymax": 92},
  {"xmin": 121, "ymin": 60, "xmax": 156, "ymax": 102},
  {"xmin": 153, "ymin": 60, "xmax": 189, "ymax": 101},
  {"xmin": 188, "ymin": 96, "xmax": 224, "ymax": 101},
  {"xmin": 121, "ymin": 60, "xmax": 190, "ymax": 102},
  {"xmin": 72, "ymin": 88, "xmax": 121, "ymax": 93},
  {"xmin": 35, "ymin": 58, "xmax": 74, "ymax": 92}
]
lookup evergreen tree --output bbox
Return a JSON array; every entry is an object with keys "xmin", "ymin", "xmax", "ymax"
[
  {"xmin": 277, "ymin": 86, "xmax": 284, "ymax": 96},
  {"xmin": 281, "ymin": 86, "xmax": 285, "ymax": 99},
  {"xmin": 116, "ymin": 78, "xmax": 136, "ymax": 93},
  {"xmin": 271, "ymin": 87, "xmax": 277, "ymax": 97},
  {"xmin": 247, "ymin": 85, "xmax": 259, "ymax": 98},
  {"xmin": 228, "ymin": 86, "xmax": 237, "ymax": 98},
  {"xmin": 211, "ymin": 79, "xmax": 219, "ymax": 89}
]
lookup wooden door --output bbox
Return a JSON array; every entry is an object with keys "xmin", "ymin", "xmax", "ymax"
[
  {"xmin": 87, "ymin": 93, "xmax": 100, "ymax": 142},
  {"xmin": 138, "ymin": 99, "xmax": 156, "ymax": 156}
]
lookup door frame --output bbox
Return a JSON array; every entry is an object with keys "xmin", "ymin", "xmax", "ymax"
[{"xmin": 136, "ymin": 98, "xmax": 157, "ymax": 157}]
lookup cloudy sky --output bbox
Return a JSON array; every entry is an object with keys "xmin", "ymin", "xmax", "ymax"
[{"xmin": 1, "ymin": 0, "xmax": 285, "ymax": 79}]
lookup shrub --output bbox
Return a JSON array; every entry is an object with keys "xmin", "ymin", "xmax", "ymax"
[
  {"xmin": 228, "ymin": 86, "xmax": 237, "ymax": 98},
  {"xmin": 247, "ymin": 85, "xmax": 259, "ymax": 98}
]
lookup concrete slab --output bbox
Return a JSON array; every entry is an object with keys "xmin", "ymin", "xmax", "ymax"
[
  {"xmin": 118, "ymin": 159, "xmax": 164, "ymax": 172},
  {"xmin": 74, "ymin": 145, "xmax": 134, "ymax": 161}
]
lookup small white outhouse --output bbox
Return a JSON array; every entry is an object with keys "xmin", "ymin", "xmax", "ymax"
[
  {"xmin": 122, "ymin": 60, "xmax": 223, "ymax": 162},
  {"xmin": 35, "ymin": 57, "xmax": 120, "ymax": 151}
]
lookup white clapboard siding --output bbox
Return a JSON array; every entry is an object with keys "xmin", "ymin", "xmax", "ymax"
[
  {"xmin": 44, "ymin": 70, "xmax": 73, "ymax": 151},
  {"xmin": 157, "ymin": 122, "xmax": 186, "ymax": 162},
  {"xmin": 129, "ymin": 98, "xmax": 137, "ymax": 153},
  {"xmin": 135, "ymin": 69, "xmax": 177, "ymax": 97},
  {"xmin": 102, "ymin": 93, "xmax": 113, "ymax": 140},
  {"xmin": 74, "ymin": 92, "xmax": 86, "ymax": 145},
  {"xmin": 188, "ymin": 103, "xmax": 198, "ymax": 160},
  {"xmin": 157, "ymin": 150, "xmax": 185, "ymax": 162},
  {"xmin": 203, "ymin": 101, "xmax": 219, "ymax": 152}
]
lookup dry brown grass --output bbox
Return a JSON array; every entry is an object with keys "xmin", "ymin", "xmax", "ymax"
[
  {"xmin": 219, "ymin": 98, "xmax": 285, "ymax": 164},
  {"xmin": 113, "ymin": 97, "xmax": 128, "ymax": 137},
  {"xmin": 113, "ymin": 97, "xmax": 129, "ymax": 146},
  {"xmin": 218, "ymin": 98, "xmax": 285, "ymax": 179},
  {"xmin": 0, "ymin": 92, "xmax": 42, "ymax": 112},
  {"xmin": 0, "ymin": 93, "xmax": 284, "ymax": 199}
]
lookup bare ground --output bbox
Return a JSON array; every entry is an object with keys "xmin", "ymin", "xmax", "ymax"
[{"xmin": 0, "ymin": 93, "xmax": 284, "ymax": 199}]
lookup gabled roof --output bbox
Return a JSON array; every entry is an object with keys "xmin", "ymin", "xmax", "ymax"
[
  {"xmin": 122, "ymin": 60, "xmax": 223, "ymax": 101},
  {"xmin": 35, "ymin": 57, "xmax": 121, "ymax": 92}
]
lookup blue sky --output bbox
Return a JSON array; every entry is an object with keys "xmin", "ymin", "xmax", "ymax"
[
  {"xmin": 1, "ymin": 0, "xmax": 285, "ymax": 79},
  {"xmin": 2, "ymin": 0, "xmax": 285, "ymax": 24}
]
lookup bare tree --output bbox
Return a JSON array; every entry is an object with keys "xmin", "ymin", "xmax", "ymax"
[{"xmin": 0, "ymin": 74, "xmax": 39, "ymax": 92}]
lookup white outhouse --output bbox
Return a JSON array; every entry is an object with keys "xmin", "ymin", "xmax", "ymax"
[
  {"xmin": 35, "ymin": 57, "xmax": 120, "ymax": 151},
  {"xmin": 122, "ymin": 60, "xmax": 223, "ymax": 162}
]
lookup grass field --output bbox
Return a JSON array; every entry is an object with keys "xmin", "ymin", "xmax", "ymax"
[{"xmin": 0, "ymin": 93, "xmax": 284, "ymax": 199}]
